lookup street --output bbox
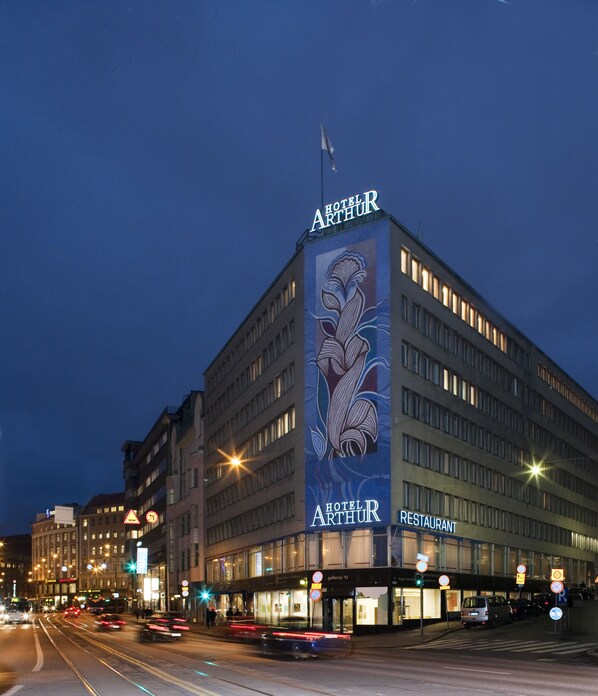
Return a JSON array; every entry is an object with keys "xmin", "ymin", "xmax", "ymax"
[{"xmin": 1, "ymin": 614, "xmax": 597, "ymax": 696}]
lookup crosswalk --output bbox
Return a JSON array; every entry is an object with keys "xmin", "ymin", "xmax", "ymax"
[{"xmin": 405, "ymin": 635, "xmax": 598, "ymax": 657}]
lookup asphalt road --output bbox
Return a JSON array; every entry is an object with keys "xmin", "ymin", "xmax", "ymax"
[{"xmin": 1, "ymin": 613, "xmax": 597, "ymax": 696}]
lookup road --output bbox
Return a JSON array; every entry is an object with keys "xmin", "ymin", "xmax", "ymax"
[{"xmin": 1, "ymin": 613, "xmax": 597, "ymax": 696}]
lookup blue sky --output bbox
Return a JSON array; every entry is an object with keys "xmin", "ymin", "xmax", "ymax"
[{"xmin": 1, "ymin": 0, "xmax": 597, "ymax": 535}]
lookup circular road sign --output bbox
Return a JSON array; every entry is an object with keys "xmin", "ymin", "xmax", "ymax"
[
  {"xmin": 415, "ymin": 560, "xmax": 428, "ymax": 573},
  {"xmin": 438, "ymin": 574, "xmax": 450, "ymax": 587},
  {"xmin": 549, "ymin": 607, "xmax": 563, "ymax": 621},
  {"xmin": 550, "ymin": 580, "xmax": 564, "ymax": 594},
  {"xmin": 312, "ymin": 570, "xmax": 323, "ymax": 584},
  {"xmin": 310, "ymin": 589, "xmax": 322, "ymax": 601},
  {"xmin": 516, "ymin": 564, "xmax": 527, "ymax": 574},
  {"xmin": 145, "ymin": 510, "xmax": 159, "ymax": 524}
]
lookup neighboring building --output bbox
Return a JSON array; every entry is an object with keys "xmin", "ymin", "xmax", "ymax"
[
  {"xmin": 31, "ymin": 505, "xmax": 79, "ymax": 607},
  {"xmin": 122, "ymin": 403, "xmax": 182, "ymax": 612},
  {"xmin": 166, "ymin": 391, "xmax": 205, "ymax": 619},
  {"xmin": 77, "ymin": 493, "xmax": 127, "ymax": 608},
  {"xmin": 202, "ymin": 191, "xmax": 598, "ymax": 632},
  {"xmin": 0, "ymin": 534, "xmax": 32, "ymax": 598}
]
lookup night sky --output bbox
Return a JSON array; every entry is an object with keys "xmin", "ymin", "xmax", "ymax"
[{"xmin": 2, "ymin": 1, "xmax": 597, "ymax": 536}]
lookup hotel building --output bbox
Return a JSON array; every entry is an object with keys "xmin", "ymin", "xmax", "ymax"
[{"xmin": 203, "ymin": 194, "xmax": 598, "ymax": 631}]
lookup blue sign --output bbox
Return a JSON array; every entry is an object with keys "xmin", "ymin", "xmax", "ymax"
[
  {"xmin": 304, "ymin": 219, "xmax": 391, "ymax": 528},
  {"xmin": 549, "ymin": 607, "xmax": 563, "ymax": 621}
]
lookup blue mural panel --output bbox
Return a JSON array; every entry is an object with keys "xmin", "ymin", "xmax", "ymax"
[{"xmin": 304, "ymin": 220, "xmax": 390, "ymax": 529}]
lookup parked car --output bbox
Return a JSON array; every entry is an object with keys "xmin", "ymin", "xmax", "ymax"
[
  {"xmin": 461, "ymin": 595, "xmax": 512, "ymax": 629},
  {"xmin": 531, "ymin": 593, "xmax": 557, "ymax": 613},
  {"xmin": 139, "ymin": 613, "xmax": 189, "ymax": 642},
  {"xmin": 63, "ymin": 606, "xmax": 80, "ymax": 619},
  {"xmin": 95, "ymin": 613, "xmax": 126, "ymax": 631},
  {"xmin": 260, "ymin": 626, "xmax": 352, "ymax": 660},
  {"xmin": 507, "ymin": 598, "xmax": 542, "ymax": 620}
]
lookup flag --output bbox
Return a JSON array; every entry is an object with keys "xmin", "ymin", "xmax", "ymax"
[{"xmin": 321, "ymin": 124, "xmax": 336, "ymax": 172}]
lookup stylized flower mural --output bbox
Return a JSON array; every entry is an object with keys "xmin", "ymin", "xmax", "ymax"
[{"xmin": 315, "ymin": 251, "xmax": 378, "ymax": 458}]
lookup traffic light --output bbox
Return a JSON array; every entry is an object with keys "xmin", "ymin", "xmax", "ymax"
[
  {"xmin": 124, "ymin": 560, "xmax": 136, "ymax": 573},
  {"xmin": 415, "ymin": 573, "xmax": 424, "ymax": 588},
  {"xmin": 200, "ymin": 589, "xmax": 211, "ymax": 602}
]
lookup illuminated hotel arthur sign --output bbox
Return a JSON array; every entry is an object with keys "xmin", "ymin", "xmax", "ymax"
[
  {"xmin": 398, "ymin": 510, "xmax": 457, "ymax": 534},
  {"xmin": 310, "ymin": 190, "xmax": 380, "ymax": 233},
  {"xmin": 311, "ymin": 499, "xmax": 381, "ymax": 528}
]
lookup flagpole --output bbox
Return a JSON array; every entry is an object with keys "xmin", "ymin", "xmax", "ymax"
[{"xmin": 320, "ymin": 145, "xmax": 324, "ymax": 211}]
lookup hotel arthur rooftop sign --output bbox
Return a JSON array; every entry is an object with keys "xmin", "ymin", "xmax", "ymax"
[{"xmin": 310, "ymin": 190, "xmax": 380, "ymax": 234}]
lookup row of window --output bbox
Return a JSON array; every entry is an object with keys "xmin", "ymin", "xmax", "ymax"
[
  {"xmin": 207, "ymin": 361, "xmax": 295, "ymax": 455},
  {"xmin": 402, "ymin": 434, "xmax": 598, "ymax": 527},
  {"xmin": 401, "ymin": 386, "xmax": 594, "ymax": 502},
  {"xmin": 402, "ymin": 481, "xmax": 598, "ymax": 553},
  {"xmin": 207, "ymin": 407, "xmax": 296, "ymax": 484},
  {"xmin": 402, "ymin": 340, "xmax": 524, "ymax": 434},
  {"xmin": 401, "ymin": 386, "xmax": 524, "ymax": 463},
  {"xmin": 82, "ymin": 515, "xmax": 123, "ymax": 526},
  {"xmin": 205, "ymin": 529, "xmax": 588, "ymax": 583},
  {"xmin": 94, "ymin": 505, "xmax": 124, "ymax": 514},
  {"xmin": 206, "ymin": 492, "xmax": 295, "ymax": 546},
  {"xmin": 145, "ymin": 432, "xmax": 168, "ymax": 465},
  {"xmin": 538, "ymin": 363, "xmax": 598, "ymax": 425},
  {"xmin": 400, "ymin": 246, "xmax": 528, "ymax": 367},
  {"xmin": 207, "ymin": 277, "xmax": 296, "ymax": 392},
  {"xmin": 207, "ymin": 450, "xmax": 295, "ymax": 516},
  {"xmin": 533, "ymin": 388, "xmax": 598, "ymax": 453},
  {"xmin": 402, "ymin": 296, "xmax": 522, "ymax": 397}
]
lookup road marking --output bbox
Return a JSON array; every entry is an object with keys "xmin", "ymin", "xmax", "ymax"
[
  {"xmin": 33, "ymin": 624, "xmax": 44, "ymax": 671},
  {"xmin": 444, "ymin": 666, "xmax": 512, "ymax": 675},
  {"xmin": 3, "ymin": 687, "xmax": 24, "ymax": 696}
]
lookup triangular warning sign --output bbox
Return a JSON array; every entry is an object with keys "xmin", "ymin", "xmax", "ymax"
[{"xmin": 123, "ymin": 509, "xmax": 141, "ymax": 525}]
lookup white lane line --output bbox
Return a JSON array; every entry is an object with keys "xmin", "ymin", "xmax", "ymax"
[
  {"xmin": 3, "ymin": 686, "xmax": 25, "ymax": 696},
  {"xmin": 33, "ymin": 623, "xmax": 44, "ymax": 671},
  {"xmin": 444, "ymin": 666, "xmax": 512, "ymax": 675}
]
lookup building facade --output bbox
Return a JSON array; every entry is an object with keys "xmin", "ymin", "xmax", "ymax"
[
  {"xmin": 0, "ymin": 534, "xmax": 32, "ymax": 599},
  {"xmin": 202, "ymin": 193, "xmax": 598, "ymax": 632},
  {"xmin": 31, "ymin": 506, "xmax": 79, "ymax": 607},
  {"xmin": 77, "ymin": 493, "xmax": 127, "ymax": 610},
  {"xmin": 166, "ymin": 390, "xmax": 205, "ymax": 620}
]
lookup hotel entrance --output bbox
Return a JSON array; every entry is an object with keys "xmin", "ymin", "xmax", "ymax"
[{"xmin": 313, "ymin": 593, "xmax": 354, "ymax": 632}]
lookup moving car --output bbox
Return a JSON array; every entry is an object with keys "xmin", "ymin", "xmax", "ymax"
[
  {"xmin": 507, "ymin": 597, "xmax": 542, "ymax": 620},
  {"xmin": 2, "ymin": 599, "xmax": 32, "ymax": 624},
  {"xmin": 226, "ymin": 620, "xmax": 269, "ymax": 643},
  {"xmin": 461, "ymin": 595, "xmax": 512, "ymax": 629},
  {"xmin": 63, "ymin": 606, "xmax": 80, "ymax": 619},
  {"xmin": 260, "ymin": 625, "xmax": 352, "ymax": 660},
  {"xmin": 139, "ymin": 613, "xmax": 189, "ymax": 642},
  {"xmin": 95, "ymin": 613, "xmax": 126, "ymax": 631}
]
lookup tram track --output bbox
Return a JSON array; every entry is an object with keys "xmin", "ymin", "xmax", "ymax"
[{"xmin": 38, "ymin": 616, "xmax": 341, "ymax": 696}]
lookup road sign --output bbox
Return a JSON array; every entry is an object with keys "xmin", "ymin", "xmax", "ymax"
[
  {"xmin": 312, "ymin": 570, "xmax": 323, "ymax": 584},
  {"xmin": 310, "ymin": 589, "xmax": 322, "ymax": 601},
  {"xmin": 145, "ymin": 510, "xmax": 159, "ymax": 524},
  {"xmin": 438, "ymin": 574, "xmax": 450, "ymax": 586},
  {"xmin": 551, "ymin": 580, "xmax": 564, "ymax": 594},
  {"xmin": 516, "ymin": 572, "xmax": 526, "ymax": 585},
  {"xmin": 415, "ymin": 560, "xmax": 428, "ymax": 573},
  {"xmin": 551, "ymin": 568, "xmax": 565, "ymax": 581},
  {"xmin": 416, "ymin": 553, "xmax": 429, "ymax": 562},
  {"xmin": 516, "ymin": 564, "xmax": 527, "ymax": 574},
  {"xmin": 124, "ymin": 509, "xmax": 141, "ymax": 525},
  {"xmin": 549, "ymin": 607, "xmax": 563, "ymax": 621}
]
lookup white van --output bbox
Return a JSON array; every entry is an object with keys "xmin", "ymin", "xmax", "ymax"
[{"xmin": 461, "ymin": 595, "xmax": 512, "ymax": 629}]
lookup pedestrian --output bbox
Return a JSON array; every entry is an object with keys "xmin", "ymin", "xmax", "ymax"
[{"xmin": 135, "ymin": 608, "xmax": 140, "ymax": 621}]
